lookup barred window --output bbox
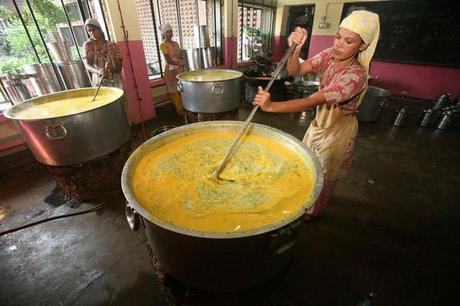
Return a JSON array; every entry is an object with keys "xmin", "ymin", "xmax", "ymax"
[
  {"xmin": 0, "ymin": 0, "xmax": 108, "ymax": 109},
  {"xmin": 135, "ymin": 0, "xmax": 223, "ymax": 78},
  {"xmin": 238, "ymin": 1, "xmax": 276, "ymax": 62}
]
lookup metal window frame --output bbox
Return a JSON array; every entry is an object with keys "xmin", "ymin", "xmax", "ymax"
[
  {"xmin": 0, "ymin": 0, "xmax": 107, "ymax": 105},
  {"xmin": 237, "ymin": 0, "xmax": 275, "ymax": 62}
]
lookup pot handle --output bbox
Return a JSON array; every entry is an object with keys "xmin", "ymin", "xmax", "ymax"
[
  {"xmin": 211, "ymin": 83, "xmax": 224, "ymax": 95},
  {"xmin": 125, "ymin": 202, "xmax": 140, "ymax": 231},
  {"xmin": 269, "ymin": 219, "xmax": 301, "ymax": 255},
  {"xmin": 46, "ymin": 124, "xmax": 67, "ymax": 140},
  {"xmin": 177, "ymin": 80, "xmax": 184, "ymax": 92}
]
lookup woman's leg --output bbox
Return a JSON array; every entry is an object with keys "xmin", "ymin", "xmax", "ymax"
[
  {"xmin": 306, "ymin": 180, "xmax": 337, "ymax": 218},
  {"xmin": 170, "ymin": 92, "xmax": 184, "ymax": 115}
]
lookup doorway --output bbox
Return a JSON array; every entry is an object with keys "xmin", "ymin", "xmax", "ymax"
[{"xmin": 285, "ymin": 5, "xmax": 315, "ymax": 60}]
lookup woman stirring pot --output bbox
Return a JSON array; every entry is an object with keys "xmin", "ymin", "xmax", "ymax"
[
  {"xmin": 83, "ymin": 18, "xmax": 123, "ymax": 89},
  {"xmin": 253, "ymin": 10, "xmax": 380, "ymax": 220}
]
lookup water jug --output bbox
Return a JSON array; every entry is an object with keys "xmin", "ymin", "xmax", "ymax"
[{"xmin": 392, "ymin": 106, "xmax": 408, "ymax": 127}]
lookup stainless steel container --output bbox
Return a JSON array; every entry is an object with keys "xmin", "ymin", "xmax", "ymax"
[
  {"xmin": 56, "ymin": 61, "xmax": 91, "ymax": 89},
  {"xmin": 436, "ymin": 110, "xmax": 453, "ymax": 130},
  {"xmin": 419, "ymin": 107, "xmax": 436, "ymax": 128},
  {"xmin": 23, "ymin": 63, "xmax": 62, "ymax": 95},
  {"xmin": 3, "ymin": 87, "xmax": 130, "ymax": 166},
  {"xmin": 202, "ymin": 46, "xmax": 216, "ymax": 69},
  {"xmin": 185, "ymin": 48, "xmax": 203, "ymax": 71},
  {"xmin": 46, "ymin": 41, "xmax": 73, "ymax": 62},
  {"xmin": 193, "ymin": 25, "xmax": 210, "ymax": 48},
  {"xmin": 2, "ymin": 76, "xmax": 31, "ymax": 104},
  {"xmin": 121, "ymin": 121, "xmax": 324, "ymax": 291},
  {"xmin": 357, "ymin": 86, "xmax": 391, "ymax": 122},
  {"xmin": 177, "ymin": 69, "xmax": 243, "ymax": 113},
  {"xmin": 433, "ymin": 93, "xmax": 450, "ymax": 110},
  {"xmin": 392, "ymin": 105, "xmax": 408, "ymax": 127}
]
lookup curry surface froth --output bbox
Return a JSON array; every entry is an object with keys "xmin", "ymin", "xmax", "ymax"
[{"xmin": 131, "ymin": 131, "xmax": 315, "ymax": 233}]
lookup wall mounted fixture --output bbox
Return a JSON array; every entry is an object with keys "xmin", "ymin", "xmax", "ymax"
[{"xmin": 318, "ymin": 2, "xmax": 341, "ymax": 29}]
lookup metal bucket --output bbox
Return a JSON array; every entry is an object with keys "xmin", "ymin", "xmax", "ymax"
[
  {"xmin": 56, "ymin": 61, "xmax": 91, "ymax": 89},
  {"xmin": 177, "ymin": 69, "xmax": 242, "ymax": 113},
  {"xmin": 3, "ymin": 87, "xmax": 130, "ymax": 166},
  {"xmin": 23, "ymin": 63, "xmax": 62, "ymax": 95},
  {"xmin": 121, "ymin": 121, "xmax": 324, "ymax": 291},
  {"xmin": 357, "ymin": 86, "xmax": 391, "ymax": 122}
]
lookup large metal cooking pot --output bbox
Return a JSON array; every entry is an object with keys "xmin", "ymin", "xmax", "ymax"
[
  {"xmin": 121, "ymin": 121, "xmax": 324, "ymax": 291},
  {"xmin": 4, "ymin": 87, "xmax": 130, "ymax": 166},
  {"xmin": 177, "ymin": 69, "xmax": 243, "ymax": 113},
  {"xmin": 357, "ymin": 86, "xmax": 391, "ymax": 122}
]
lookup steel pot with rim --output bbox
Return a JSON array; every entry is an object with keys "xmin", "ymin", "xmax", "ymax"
[
  {"xmin": 177, "ymin": 69, "xmax": 243, "ymax": 113},
  {"xmin": 3, "ymin": 87, "xmax": 130, "ymax": 166},
  {"xmin": 121, "ymin": 121, "xmax": 324, "ymax": 291}
]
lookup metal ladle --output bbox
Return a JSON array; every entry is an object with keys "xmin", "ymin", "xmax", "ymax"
[
  {"xmin": 212, "ymin": 44, "xmax": 297, "ymax": 180},
  {"xmin": 90, "ymin": 62, "xmax": 108, "ymax": 102}
]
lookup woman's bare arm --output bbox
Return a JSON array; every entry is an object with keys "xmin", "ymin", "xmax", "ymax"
[{"xmin": 253, "ymin": 87, "xmax": 326, "ymax": 113}]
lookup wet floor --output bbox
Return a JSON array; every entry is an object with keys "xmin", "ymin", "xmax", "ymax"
[{"xmin": 1, "ymin": 99, "xmax": 459, "ymax": 306}]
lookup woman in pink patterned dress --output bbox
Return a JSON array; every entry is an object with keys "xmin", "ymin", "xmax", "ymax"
[
  {"xmin": 83, "ymin": 18, "xmax": 123, "ymax": 88},
  {"xmin": 253, "ymin": 10, "xmax": 380, "ymax": 220}
]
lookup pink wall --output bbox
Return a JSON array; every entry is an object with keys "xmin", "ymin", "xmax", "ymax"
[
  {"xmin": 117, "ymin": 40, "xmax": 155, "ymax": 123},
  {"xmin": 272, "ymin": 35, "xmax": 460, "ymax": 100},
  {"xmin": 272, "ymin": 36, "xmax": 287, "ymax": 62},
  {"xmin": 223, "ymin": 37, "xmax": 238, "ymax": 68},
  {"xmin": 369, "ymin": 61, "xmax": 460, "ymax": 99}
]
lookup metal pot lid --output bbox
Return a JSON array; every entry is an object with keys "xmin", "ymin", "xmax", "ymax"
[{"xmin": 177, "ymin": 69, "xmax": 243, "ymax": 82}]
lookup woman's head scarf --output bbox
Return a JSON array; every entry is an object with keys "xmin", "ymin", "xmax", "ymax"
[
  {"xmin": 84, "ymin": 18, "xmax": 101, "ymax": 29},
  {"xmin": 160, "ymin": 23, "xmax": 172, "ymax": 36},
  {"xmin": 339, "ymin": 10, "xmax": 380, "ymax": 106},
  {"xmin": 339, "ymin": 10, "xmax": 380, "ymax": 73}
]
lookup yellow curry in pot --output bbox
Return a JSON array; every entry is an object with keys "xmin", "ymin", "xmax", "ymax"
[
  {"xmin": 131, "ymin": 131, "xmax": 315, "ymax": 233},
  {"xmin": 9, "ymin": 88, "xmax": 121, "ymax": 120}
]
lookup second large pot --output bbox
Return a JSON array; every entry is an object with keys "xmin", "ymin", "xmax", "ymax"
[
  {"xmin": 122, "ymin": 121, "xmax": 324, "ymax": 291},
  {"xmin": 4, "ymin": 87, "xmax": 130, "ymax": 166},
  {"xmin": 177, "ymin": 69, "xmax": 242, "ymax": 113}
]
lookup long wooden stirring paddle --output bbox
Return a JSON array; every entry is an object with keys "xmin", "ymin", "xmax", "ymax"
[{"xmin": 212, "ymin": 44, "xmax": 297, "ymax": 180}]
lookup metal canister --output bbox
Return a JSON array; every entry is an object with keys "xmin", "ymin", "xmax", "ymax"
[
  {"xmin": 392, "ymin": 105, "xmax": 408, "ymax": 127},
  {"xmin": 436, "ymin": 110, "xmax": 453, "ymax": 130},
  {"xmin": 419, "ymin": 107, "xmax": 436, "ymax": 127},
  {"xmin": 433, "ymin": 93, "xmax": 450, "ymax": 110}
]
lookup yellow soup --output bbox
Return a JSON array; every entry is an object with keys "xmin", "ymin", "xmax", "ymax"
[
  {"xmin": 131, "ymin": 131, "xmax": 315, "ymax": 233},
  {"xmin": 11, "ymin": 88, "xmax": 121, "ymax": 120}
]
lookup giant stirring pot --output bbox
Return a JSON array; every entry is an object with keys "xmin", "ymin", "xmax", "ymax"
[{"xmin": 122, "ymin": 121, "xmax": 324, "ymax": 291}]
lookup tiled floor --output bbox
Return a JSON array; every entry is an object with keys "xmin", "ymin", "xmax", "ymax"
[{"xmin": 1, "ymin": 100, "xmax": 459, "ymax": 305}]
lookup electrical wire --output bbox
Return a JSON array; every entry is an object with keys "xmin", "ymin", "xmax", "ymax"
[{"xmin": 0, "ymin": 192, "xmax": 119, "ymax": 236}]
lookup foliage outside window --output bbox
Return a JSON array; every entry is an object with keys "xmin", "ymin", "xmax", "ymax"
[
  {"xmin": 135, "ymin": 0, "xmax": 223, "ymax": 78},
  {"xmin": 0, "ymin": 0, "xmax": 106, "ymax": 107}
]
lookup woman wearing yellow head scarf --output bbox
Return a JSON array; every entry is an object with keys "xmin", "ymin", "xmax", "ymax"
[{"xmin": 254, "ymin": 10, "xmax": 380, "ymax": 220}]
